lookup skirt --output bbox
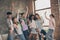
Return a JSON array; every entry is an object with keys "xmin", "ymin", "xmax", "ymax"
[{"xmin": 31, "ymin": 28, "xmax": 37, "ymax": 34}]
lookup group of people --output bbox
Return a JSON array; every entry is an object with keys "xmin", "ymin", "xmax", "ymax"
[{"xmin": 6, "ymin": 6, "xmax": 56, "ymax": 40}]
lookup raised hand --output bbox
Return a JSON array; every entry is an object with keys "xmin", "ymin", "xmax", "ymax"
[
  {"xmin": 26, "ymin": 6, "xmax": 28, "ymax": 11},
  {"xmin": 44, "ymin": 11, "xmax": 47, "ymax": 15},
  {"xmin": 17, "ymin": 10, "xmax": 20, "ymax": 14},
  {"xmin": 44, "ymin": 11, "xmax": 50, "ymax": 20},
  {"xmin": 25, "ymin": 6, "xmax": 28, "ymax": 18}
]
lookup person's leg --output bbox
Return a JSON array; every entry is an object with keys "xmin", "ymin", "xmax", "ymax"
[
  {"xmin": 46, "ymin": 29, "xmax": 53, "ymax": 40},
  {"xmin": 7, "ymin": 34, "xmax": 14, "ymax": 40},
  {"xmin": 36, "ymin": 29, "xmax": 41, "ymax": 40},
  {"xmin": 23, "ymin": 30, "xmax": 29, "ymax": 40},
  {"xmin": 49, "ymin": 29, "xmax": 54, "ymax": 40},
  {"xmin": 39, "ymin": 34, "xmax": 41, "ymax": 40},
  {"xmin": 41, "ymin": 30, "xmax": 46, "ymax": 40},
  {"xmin": 29, "ymin": 33, "xmax": 33, "ymax": 40},
  {"xmin": 7, "ymin": 28, "xmax": 14, "ymax": 40},
  {"xmin": 19, "ymin": 34, "xmax": 26, "ymax": 40},
  {"xmin": 34, "ymin": 34, "xmax": 38, "ymax": 40}
]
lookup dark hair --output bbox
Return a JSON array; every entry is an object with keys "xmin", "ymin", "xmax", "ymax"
[
  {"xmin": 50, "ymin": 14, "xmax": 55, "ymax": 18},
  {"xmin": 20, "ymin": 13, "xmax": 24, "ymax": 16},
  {"xmin": 35, "ymin": 14, "xmax": 39, "ymax": 16},
  {"xmin": 12, "ymin": 17, "xmax": 19, "ymax": 25},
  {"xmin": 12, "ymin": 17, "xmax": 17, "ymax": 23},
  {"xmin": 7, "ymin": 12, "xmax": 12, "ymax": 15},
  {"xmin": 29, "ymin": 14, "xmax": 35, "ymax": 21}
]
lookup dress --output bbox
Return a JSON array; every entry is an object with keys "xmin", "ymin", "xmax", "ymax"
[{"xmin": 29, "ymin": 20, "xmax": 37, "ymax": 34}]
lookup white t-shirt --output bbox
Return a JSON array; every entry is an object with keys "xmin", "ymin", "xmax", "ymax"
[
  {"xmin": 29, "ymin": 20, "xmax": 37, "ymax": 29},
  {"xmin": 7, "ymin": 19, "xmax": 14, "ymax": 31},
  {"xmin": 13, "ymin": 24, "xmax": 23, "ymax": 35}
]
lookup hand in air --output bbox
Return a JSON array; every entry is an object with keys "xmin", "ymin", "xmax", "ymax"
[{"xmin": 45, "ymin": 11, "xmax": 47, "ymax": 15}]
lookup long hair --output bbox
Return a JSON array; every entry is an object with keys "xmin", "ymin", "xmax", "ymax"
[
  {"xmin": 35, "ymin": 13, "xmax": 41, "ymax": 20},
  {"xmin": 50, "ymin": 14, "xmax": 55, "ymax": 18},
  {"xmin": 29, "ymin": 14, "xmax": 35, "ymax": 22},
  {"xmin": 12, "ymin": 17, "xmax": 18, "ymax": 25}
]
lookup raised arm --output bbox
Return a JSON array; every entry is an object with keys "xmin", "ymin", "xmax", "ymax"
[
  {"xmin": 25, "ymin": 6, "xmax": 28, "ymax": 18},
  {"xmin": 16, "ymin": 10, "xmax": 20, "ymax": 20},
  {"xmin": 41, "ymin": 17, "xmax": 44, "ymax": 24},
  {"xmin": 53, "ymin": 19, "xmax": 56, "ymax": 28},
  {"xmin": 45, "ymin": 11, "xmax": 50, "ymax": 20}
]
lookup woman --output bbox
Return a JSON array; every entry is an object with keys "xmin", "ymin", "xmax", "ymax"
[
  {"xmin": 29, "ymin": 14, "xmax": 37, "ymax": 40},
  {"xmin": 35, "ymin": 14, "xmax": 46, "ymax": 40},
  {"xmin": 12, "ymin": 17, "xmax": 26, "ymax": 40},
  {"xmin": 16, "ymin": 6, "xmax": 29, "ymax": 40},
  {"xmin": 45, "ymin": 12, "xmax": 56, "ymax": 40},
  {"xmin": 35, "ymin": 14, "xmax": 44, "ymax": 33}
]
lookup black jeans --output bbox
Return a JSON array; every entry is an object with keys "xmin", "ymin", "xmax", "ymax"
[{"xmin": 39, "ymin": 29, "xmax": 46, "ymax": 40}]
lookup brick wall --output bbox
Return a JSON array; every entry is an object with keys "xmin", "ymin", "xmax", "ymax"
[
  {"xmin": 0, "ymin": 0, "xmax": 33, "ymax": 34},
  {"xmin": 51, "ymin": 0, "xmax": 60, "ymax": 40}
]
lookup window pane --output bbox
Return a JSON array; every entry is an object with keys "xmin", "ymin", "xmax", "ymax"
[
  {"xmin": 35, "ymin": 0, "xmax": 51, "ymax": 10},
  {"xmin": 35, "ymin": 0, "xmax": 51, "ymax": 25}
]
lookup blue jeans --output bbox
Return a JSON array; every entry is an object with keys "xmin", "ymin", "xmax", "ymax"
[
  {"xmin": 23, "ymin": 30, "xmax": 29, "ymax": 40},
  {"xmin": 7, "ymin": 33, "xmax": 14, "ymax": 40},
  {"xmin": 46, "ymin": 29, "xmax": 54, "ymax": 40},
  {"xmin": 18, "ymin": 34, "xmax": 26, "ymax": 40}
]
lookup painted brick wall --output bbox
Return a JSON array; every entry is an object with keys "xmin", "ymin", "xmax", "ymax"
[{"xmin": 51, "ymin": 0, "xmax": 60, "ymax": 40}]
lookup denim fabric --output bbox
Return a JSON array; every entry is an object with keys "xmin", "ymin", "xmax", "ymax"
[
  {"xmin": 46, "ymin": 29, "xmax": 54, "ymax": 40},
  {"xmin": 7, "ymin": 33, "xmax": 14, "ymax": 40},
  {"xmin": 23, "ymin": 30, "xmax": 29, "ymax": 40},
  {"xmin": 18, "ymin": 34, "xmax": 26, "ymax": 40}
]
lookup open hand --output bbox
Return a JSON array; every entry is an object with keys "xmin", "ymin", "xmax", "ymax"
[
  {"xmin": 45, "ymin": 11, "xmax": 47, "ymax": 15},
  {"xmin": 26, "ymin": 6, "xmax": 28, "ymax": 11},
  {"xmin": 16, "ymin": 10, "xmax": 20, "ymax": 14}
]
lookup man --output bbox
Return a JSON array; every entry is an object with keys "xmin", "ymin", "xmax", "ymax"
[{"xmin": 7, "ymin": 12, "xmax": 14, "ymax": 40}]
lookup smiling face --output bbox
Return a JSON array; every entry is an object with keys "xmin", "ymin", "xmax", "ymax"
[
  {"xmin": 22, "ymin": 14, "xmax": 25, "ymax": 18},
  {"xmin": 7, "ymin": 12, "xmax": 12, "ymax": 19},
  {"xmin": 35, "ymin": 15, "xmax": 39, "ymax": 19},
  {"xmin": 7, "ymin": 14, "xmax": 12, "ymax": 19},
  {"xmin": 13, "ymin": 17, "xmax": 18, "ymax": 23},
  {"xmin": 31, "ymin": 15, "xmax": 35, "ymax": 20},
  {"xmin": 21, "ymin": 13, "xmax": 25, "ymax": 18},
  {"xmin": 35, "ymin": 14, "xmax": 41, "ymax": 20}
]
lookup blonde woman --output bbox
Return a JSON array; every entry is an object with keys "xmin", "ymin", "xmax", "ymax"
[
  {"xmin": 35, "ymin": 14, "xmax": 46, "ymax": 40},
  {"xmin": 12, "ymin": 17, "xmax": 26, "ymax": 40}
]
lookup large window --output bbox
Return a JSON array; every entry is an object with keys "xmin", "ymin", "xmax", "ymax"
[
  {"xmin": 36, "ymin": 9, "xmax": 51, "ymax": 25},
  {"xmin": 35, "ymin": 0, "xmax": 51, "ymax": 25},
  {"xmin": 35, "ymin": 0, "xmax": 51, "ymax": 10}
]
